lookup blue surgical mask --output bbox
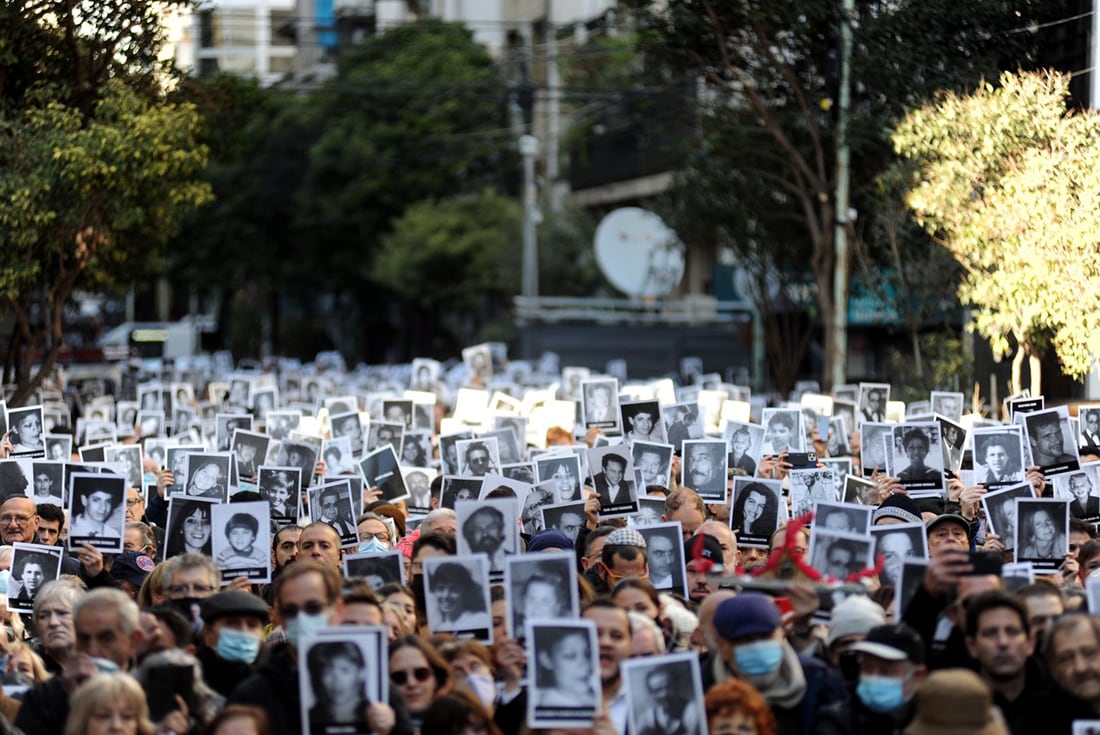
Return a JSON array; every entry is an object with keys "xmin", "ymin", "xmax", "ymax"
[
  {"xmin": 91, "ymin": 657, "xmax": 120, "ymax": 674},
  {"xmin": 857, "ymin": 675, "xmax": 908, "ymax": 713},
  {"xmin": 0, "ymin": 570, "xmax": 9, "ymax": 596},
  {"xmin": 734, "ymin": 639, "xmax": 784, "ymax": 677},
  {"xmin": 356, "ymin": 538, "xmax": 390, "ymax": 554},
  {"xmin": 215, "ymin": 628, "xmax": 261, "ymax": 664},
  {"xmin": 286, "ymin": 611, "xmax": 330, "ymax": 648}
]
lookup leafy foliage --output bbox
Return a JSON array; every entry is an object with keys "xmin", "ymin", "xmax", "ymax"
[{"xmin": 891, "ymin": 71, "xmax": 1100, "ymax": 392}]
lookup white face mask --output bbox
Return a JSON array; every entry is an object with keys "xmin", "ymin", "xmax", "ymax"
[
  {"xmin": 286, "ymin": 610, "xmax": 331, "ymax": 648},
  {"xmin": 466, "ymin": 673, "xmax": 496, "ymax": 708}
]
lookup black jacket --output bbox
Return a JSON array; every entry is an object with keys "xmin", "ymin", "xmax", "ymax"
[
  {"xmin": 13, "ymin": 675, "xmax": 68, "ymax": 734},
  {"xmin": 229, "ymin": 642, "xmax": 414, "ymax": 735}
]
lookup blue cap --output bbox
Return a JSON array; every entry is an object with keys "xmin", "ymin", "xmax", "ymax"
[
  {"xmin": 527, "ymin": 529, "xmax": 574, "ymax": 552},
  {"xmin": 713, "ymin": 593, "xmax": 782, "ymax": 641}
]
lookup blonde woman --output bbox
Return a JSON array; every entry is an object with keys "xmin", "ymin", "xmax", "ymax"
[{"xmin": 64, "ymin": 674, "xmax": 158, "ymax": 735}]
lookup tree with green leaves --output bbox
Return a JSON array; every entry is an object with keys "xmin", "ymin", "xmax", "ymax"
[
  {"xmin": 0, "ymin": 81, "xmax": 211, "ymax": 404},
  {"xmin": 640, "ymin": 0, "xmax": 1066, "ymax": 391},
  {"xmin": 892, "ymin": 71, "xmax": 1100, "ymax": 395}
]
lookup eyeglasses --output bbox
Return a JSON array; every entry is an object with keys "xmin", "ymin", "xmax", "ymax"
[
  {"xmin": 0, "ymin": 514, "xmax": 34, "ymax": 526},
  {"xmin": 166, "ymin": 584, "xmax": 215, "ymax": 597},
  {"xmin": 391, "ymin": 667, "xmax": 432, "ymax": 685},
  {"xmin": 359, "ymin": 531, "xmax": 391, "ymax": 543},
  {"xmin": 278, "ymin": 600, "xmax": 327, "ymax": 619},
  {"xmin": 125, "ymin": 498, "xmax": 144, "ymax": 507}
]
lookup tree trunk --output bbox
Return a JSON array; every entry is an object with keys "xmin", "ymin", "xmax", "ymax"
[
  {"xmin": 910, "ymin": 328, "xmax": 924, "ymax": 379},
  {"xmin": 1028, "ymin": 349, "xmax": 1042, "ymax": 397},
  {"xmin": 1010, "ymin": 344, "xmax": 1025, "ymax": 396}
]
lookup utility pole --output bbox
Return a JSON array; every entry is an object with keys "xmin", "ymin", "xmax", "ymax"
[
  {"xmin": 521, "ymin": 135, "xmax": 540, "ymax": 299},
  {"xmin": 830, "ymin": 0, "xmax": 854, "ymax": 391},
  {"xmin": 545, "ymin": 0, "xmax": 561, "ymax": 212}
]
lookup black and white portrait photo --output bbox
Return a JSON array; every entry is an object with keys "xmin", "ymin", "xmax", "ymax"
[
  {"xmin": 382, "ymin": 399, "xmax": 415, "ymax": 432},
  {"xmin": 423, "ymin": 554, "xmax": 493, "ymax": 641},
  {"xmin": 456, "ymin": 498, "xmax": 518, "ymax": 577},
  {"xmin": 67, "ymin": 472, "xmax": 125, "ymax": 552},
  {"xmin": 1024, "ymin": 407, "xmax": 1081, "ymax": 476},
  {"xmin": 1014, "ymin": 498, "xmax": 1070, "ymax": 570},
  {"xmin": 660, "ymin": 402, "xmax": 703, "ymax": 453},
  {"xmin": 476, "ymin": 473, "xmax": 529, "ymax": 503},
  {"xmin": 215, "ymin": 413, "xmax": 252, "ymax": 453},
  {"xmin": 454, "ymin": 438, "xmax": 500, "ymax": 478},
  {"xmin": 631, "ymin": 497, "xmax": 665, "ymax": 527},
  {"xmin": 631, "ymin": 441, "xmax": 673, "ymax": 491},
  {"xmin": 279, "ymin": 439, "xmax": 320, "ymax": 480},
  {"xmin": 410, "ymin": 358, "xmax": 440, "ymax": 392},
  {"xmin": 821, "ymin": 457, "xmax": 852, "ymax": 493},
  {"xmin": 135, "ymin": 410, "xmax": 165, "ymax": 439},
  {"xmin": 438, "ymin": 431, "xmax": 473, "ymax": 476},
  {"xmin": 505, "ymin": 551, "xmax": 577, "ymax": 637},
  {"xmin": 538, "ymin": 502, "xmax": 586, "ymax": 547},
  {"xmin": 724, "ymin": 421, "xmax": 764, "ymax": 477},
  {"xmin": 581, "ymin": 378, "xmax": 621, "ymax": 434},
  {"xmin": 324, "ymin": 395, "xmax": 358, "ymax": 417},
  {"xmin": 814, "ymin": 501, "xmax": 872, "ymax": 536},
  {"xmin": 889, "ymin": 423, "xmax": 945, "ymax": 493},
  {"xmin": 345, "ymin": 551, "xmax": 404, "ymax": 591},
  {"xmin": 8, "ymin": 543, "xmax": 62, "ymax": 613},
  {"xmin": 365, "ymin": 421, "xmax": 404, "ymax": 456},
  {"xmin": 501, "ymin": 462, "xmax": 536, "ymax": 485},
  {"xmin": 789, "ymin": 468, "xmax": 837, "ymax": 520},
  {"xmin": 870, "ymin": 522, "xmax": 928, "ymax": 588},
  {"xmin": 401, "ymin": 468, "xmax": 433, "ymax": 514},
  {"xmin": 936, "ymin": 415, "xmax": 967, "ymax": 474},
  {"xmin": 893, "ymin": 559, "xmax": 930, "ymax": 623},
  {"xmin": 860, "ymin": 423, "xmax": 892, "ymax": 477},
  {"xmin": 164, "ymin": 497, "xmax": 216, "ymax": 560},
  {"xmin": 730, "ymin": 477, "xmax": 783, "ymax": 547},
  {"xmin": 1053, "ymin": 466, "xmax": 1100, "ymax": 522},
  {"xmin": 526, "ymin": 620, "xmax": 600, "ymax": 729},
  {"xmin": 212, "ymin": 501, "xmax": 271, "ymax": 582},
  {"xmin": 266, "ymin": 410, "xmax": 302, "ymax": 442},
  {"xmin": 478, "ymin": 428, "xmax": 522, "ymax": 466},
  {"xmin": 397, "ymin": 430, "xmax": 431, "ymax": 469},
  {"xmin": 930, "ymin": 391, "xmax": 965, "ymax": 422},
  {"xmin": 103, "ymin": 444, "xmax": 143, "ymax": 490},
  {"xmin": 1079, "ymin": 405, "xmax": 1100, "ymax": 452},
  {"xmin": 980, "ymin": 483, "xmax": 1033, "ymax": 552},
  {"xmin": 588, "ymin": 445, "xmax": 637, "ymax": 516},
  {"xmin": 183, "ymin": 453, "xmax": 232, "ymax": 502},
  {"xmin": 309, "ymin": 482, "xmax": 358, "ymax": 545},
  {"xmin": 620, "ymin": 400, "xmax": 665, "ymax": 445},
  {"xmin": 827, "ymin": 415, "xmax": 852, "ymax": 457},
  {"xmin": 462, "ymin": 344, "xmax": 494, "ymax": 385},
  {"xmin": 29, "ymin": 461, "xmax": 63, "ymax": 504},
  {"xmin": 972, "ymin": 428, "xmax": 1027, "ymax": 488},
  {"xmin": 297, "ymin": 627, "xmax": 386, "ymax": 735},
  {"xmin": 680, "ymin": 440, "xmax": 728, "ymax": 502},
  {"xmin": 44, "ymin": 435, "xmax": 72, "ymax": 463},
  {"xmin": 843, "ymin": 475, "xmax": 879, "ymax": 506},
  {"xmin": 808, "ymin": 529, "xmax": 874, "ymax": 582},
  {"xmin": 622, "ymin": 653, "xmax": 705, "ymax": 735},
  {"xmin": 440, "ymin": 476, "xmax": 482, "ymax": 509},
  {"xmin": 322, "ymin": 437, "xmax": 356, "ymax": 477},
  {"xmin": 250, "ymin": 387, "xmax": 277, "ymax": 420},
  {"xmin": 858, "ymin": 383, "xmax": 890, "ymax": 424},
  {"xmin": 225, "ymin": 379, "xmax": 252, "ymax": 411},
  {"xmin": 636, "ymin": 522, "xmax": 687, "ymax": 596},
  {"xmin": 5, "ymin": 405, "xmax": 45, "ymax": 458},
  {"xmin": 328, "ymin": 411, "xmax": 364, "ymax": 458},
  {"xmin": 560, "ymin": 366, "xmax": 590, "ymax": 401},
  {"xmin": 358, "ymin": 443, "xmax": 403, "ymax": 496},
  {"xmin": 258, "ymin": 465, "xmax": 301, "ymax": 522},
  {"xmin": 231, "ymin": 430, "xmax": 270, "ymax": 480},
  {"xmin": 535, "ymin": 453, "xmax": 583, "ymax": 503},
  {"xmin": 760, "ymin": 408, "xmax": 804, "ymax": 457}
]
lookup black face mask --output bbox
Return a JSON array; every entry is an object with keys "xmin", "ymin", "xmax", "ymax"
[{"xmin": 838, "ymin": 649, "xmax": 861, "ymax": 684}]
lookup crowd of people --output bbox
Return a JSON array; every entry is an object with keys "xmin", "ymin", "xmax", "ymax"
[{"xmin": 0, "ymin": 353, "xmax": 1095, "ymax": 735}]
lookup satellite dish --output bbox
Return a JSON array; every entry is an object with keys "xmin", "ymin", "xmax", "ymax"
[{"xmin": 594, "ymin": 208, "xmax": 685, "ymax": 299}]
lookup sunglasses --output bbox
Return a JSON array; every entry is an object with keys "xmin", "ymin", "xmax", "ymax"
[
  {"xmin": 391, "ymin": 667, "xmax": 433, "ymax": 685},
  {"xmin": 278, "ymin": 600, "xmax": 326, "ymax": 619}
]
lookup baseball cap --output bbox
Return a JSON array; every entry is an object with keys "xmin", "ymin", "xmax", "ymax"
[
  {"xmin": 109, "ymin": 552, "xmax": 156, "ymax": 587},
  {"xmin": 850, "ymin": 622, "xmax": 926, "ymax": 664},
  {"xmin": 713, "ymin": 593, "xmax": 782, "ymax": 641},
  {"xmin": 925, "ymin": 513, "xmax": 971, "ymax": 539}
]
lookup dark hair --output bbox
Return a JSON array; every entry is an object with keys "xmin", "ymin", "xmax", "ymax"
[
  {"xmin": 602, "ymin": 454, "xmax": 627, "ymax": 471},
  {"xmin": 429, "ymin": 563, "xmax": 486, "ymax": 613},
  {"xmin": 1045, "ymin": 613, "xmax": 1100, "ymax": 671},
  {"xmin": 15, "ymin": 552, "xmax": 53, "ymax": 577},
  {"xmin": 601, "ymin": 543, "xmax": 645, "ymax": 568},
  {"xmin": 611, "ymin": 577, "xmax": 659, "ymax": 609},
  {"xmin": 226, "ymin": 513, "xmax": 258, "ymax": 536},
  {"xmin": 584, "ymin": 525, "xmax": 617, "ymax": 556},
  {"xmin": 420, "ymin": 690, "xmax": 501, "ymax": 735},
  {"xmin": 767, "ymin": 412, "xmax": 796, "ymax": 430},
  {"xmin": 272, "ymin": 525, "xmax": 301, "ymax": 552},
  {"xmin": 168, "ymin": 501, "xmax": 212, "ymax": 553},
  {"xmin": 581, "ymin": 597, "xmax": 630, "ymax": 632},
  {"xmin": 35, "ymin": 503, "xmax": 64, "ymax": 525},
  {"xmin": 307, "ymin": 641, "xmax": 366, "ymax": 704},
  {"xmin": 145, "ymin": 605, "xmax": 194, "ymax": 648},
  {"xmin": 965, "ymin": 590, "xmax": 1030, "ymax": 638},
  {"xmin": 413, "ymin": 533, "xmax": 456, "ymax": 559},
  {"xmin": 902, "ymin": 429, "xmax": 929, "ymax": 450},
  {"xmin": 1015, "ymin": 580, "xmax": 1063, "ymax": 604},
  {"xmin": 533, "ymin": 626, "xmax": 591, "ymax": 688},
  {"xmin": 390, "ymin": 635, "xmax": 451, "ymax": 692},
  {"xmin": 1070, "ymin": 517, "xmax": 1096, "ymax": 538}
]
